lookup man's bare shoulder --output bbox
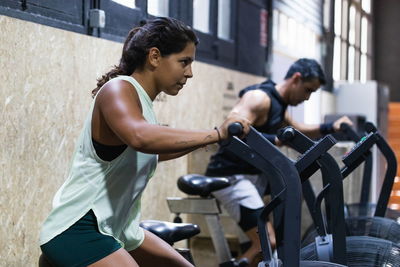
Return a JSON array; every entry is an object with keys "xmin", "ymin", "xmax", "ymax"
[{"xmin": 241, "ymin": 89, "xmax": 271, "ymax": 111}]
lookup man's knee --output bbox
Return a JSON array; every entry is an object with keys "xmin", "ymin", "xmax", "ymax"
[{"xmin": 238, "ymin": 205, "xmax": 264, "ymax": 231}]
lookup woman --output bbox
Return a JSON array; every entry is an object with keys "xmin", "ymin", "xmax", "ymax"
[{"xmin": 39, "ymin": 17, "xmax": 250, "ymax": 267}]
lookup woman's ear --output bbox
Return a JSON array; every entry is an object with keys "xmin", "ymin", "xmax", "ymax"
[{"xmin": 148, "ymin": 47, "xmax": 161, "ymax": 68}]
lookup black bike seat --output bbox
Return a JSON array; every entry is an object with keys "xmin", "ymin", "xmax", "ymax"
[
  {"xmin": 177, "ymin": 174, "xmax": 232, "ymax": 197},
  {"xmin": 140, "ymin": 220, "xmax": 200, "ymax": 245}
]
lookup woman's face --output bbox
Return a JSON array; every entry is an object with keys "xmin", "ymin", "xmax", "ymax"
[{"xmin": 154, "ymin": 42, "xmax": 196, "ymax": 96}]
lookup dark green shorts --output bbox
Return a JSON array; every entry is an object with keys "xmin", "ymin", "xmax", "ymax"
[{"xmin": 40, "ymin": 210, "xmax": 122, "ymax": 267}]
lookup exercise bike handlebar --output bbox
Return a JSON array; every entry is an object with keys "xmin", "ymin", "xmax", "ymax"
[
  {"xmin": 228, "ymin": 122, "xmax": 244, "ymax": 136},
  {"xmin": 339, "ymin": 122, "xmax": 361, "ymax": 142},
  {"xmin": 222, "ymin": 125, "xmax": 302, "ymax": 266},
  {"xmin": 365, "ymin": 121, "xmax": 378, "ymax": 133},
  {"xmin": 276, "ymin": 127, "xmax": 296, "ymax": 142}
]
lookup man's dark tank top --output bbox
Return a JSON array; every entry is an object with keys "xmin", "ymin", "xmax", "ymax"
[{"xmin": 205, "ymin": 80, "xmax": 288, "ymax": 176}]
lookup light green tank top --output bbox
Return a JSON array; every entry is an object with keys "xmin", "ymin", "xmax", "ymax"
[{"xmin": 40, "ymin": 76, "xmax": 158, "ymax": 251}]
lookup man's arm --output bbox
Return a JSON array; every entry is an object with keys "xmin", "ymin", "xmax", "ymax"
[
  {"xmin": 284, "ymin": 113, "xmax": 353, "ymax": 139},
  {"xmin": 231, "ymin": 90, "xmax": 282, "ymax": 145},
  {"xmin": 230, "ymin": 89, "xmax": 271, "ymax": 126}
]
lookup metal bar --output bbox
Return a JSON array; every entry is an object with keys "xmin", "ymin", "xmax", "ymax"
[
  {"xmin": 166, "ymin": 197, "xmax": 221, "ymax": 214},
  {"xmin": 374, "ymin": 134, "xmax": 398, "ymax": 217},
  {"xmin": 204, "ymin": 215, "xmax": 232, "ymax": 263},
  {"xmin": 359, "ymin": 154, "xmax": 373, "ymax": 204}
]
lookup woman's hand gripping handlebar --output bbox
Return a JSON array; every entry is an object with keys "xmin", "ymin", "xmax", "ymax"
[
  {"xmin": 217, "ymin": 113, "xmax": 250, "ymax": 141},
  {"xmin": 217, "ymin": 122, "xmax": 250, "ymax": 147},
  {"xmin": 227, "ymin": 122, "xmax": 244, "ymax": 136}
]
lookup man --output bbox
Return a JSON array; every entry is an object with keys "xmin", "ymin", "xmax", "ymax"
[{"xmin": 205, "ymin": 58, "xmax": 352, "ymax": 265}]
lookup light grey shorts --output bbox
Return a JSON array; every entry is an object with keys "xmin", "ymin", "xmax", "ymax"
[{"xmin": 211, "ymin": 174, "xmax": 269, "ymax": 222}]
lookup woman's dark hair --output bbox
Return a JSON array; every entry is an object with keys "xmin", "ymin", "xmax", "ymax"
[
  {"xmin": 93, "ymin": 17, "xmax": 199, "ymax": 97},
  {"xmin": 284, "ymin": 58, "xmax": 326, "ymax": 85}
]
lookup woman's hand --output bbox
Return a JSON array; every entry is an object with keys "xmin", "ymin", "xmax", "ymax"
[{"xmin": 217, "ymin": 112, "xmax": 251, "ymax": 140}]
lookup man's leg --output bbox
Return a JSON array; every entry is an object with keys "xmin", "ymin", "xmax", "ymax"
[{"xmin": 212, "ymin": 176, "xmax": 272, "ymax": 265}]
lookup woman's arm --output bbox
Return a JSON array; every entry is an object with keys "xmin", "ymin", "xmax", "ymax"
[
  {"xmin": 97, "ymin": 80, "xmax": 250, "ymax": 154},
  {"xmin": 158, "ymin": 146, "xmax": 202, "ymax": 162},
  {"xmin": 158, "ymin": 90, "xmax": 275, "ymax": 161}
]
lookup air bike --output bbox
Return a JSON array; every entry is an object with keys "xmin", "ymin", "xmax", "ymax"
[
  {"xmin": 293, "ymin": 122, "xmax": 400, "ymax": 250},
  {"xmin": 339, "ymin": 122, "xmax": 400, "ymax": 220},
  {"xmin": 222, "ymin": 123, "xmax": 400, "ymax": 266}
]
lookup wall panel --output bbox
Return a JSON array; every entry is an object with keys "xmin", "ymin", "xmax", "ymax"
[{"xmin": 0, "ymin": 15, "xmax": 262, "ymax": 265}]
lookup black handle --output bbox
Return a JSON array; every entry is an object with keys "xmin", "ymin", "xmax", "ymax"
[
  {"xmin": 277, "ymin": 126, "xmax": 296, "ymax": 142},
  {"xmin": 340, "ymin": 122, "xmax": 360, "ymax": 142},
  {"xmin": 365, "ymin": 121, "xmax": 378, "ymax": 133},
  {"xmin": 339, "ymin": 122, "xmax": 351, "ymax": 132},
  {"xmin": 228, "ymin": 122, "xmax": 243, "ymax": 136}
]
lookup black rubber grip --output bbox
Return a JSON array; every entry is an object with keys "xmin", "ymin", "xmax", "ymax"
[
  {"xmin": 339, "ymin": 122, "xmax": 351, "ymax": 132},
  {"xmin": 228, "ymin": 122, "xmax": 243, "ymax": 136},
  {"xmin": 365, "ymin": 122, "xmax": 377, "ymax": 133},
  {"xmin": 340, "ymin": 122, "xmax": 360, "ymax": 142},
  {"xmin": 277, "ymin": 126, "xmax": 296, "ymax": 142}
]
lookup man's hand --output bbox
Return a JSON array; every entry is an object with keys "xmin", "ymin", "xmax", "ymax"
[
  {"xmin": 274, "ymin": 136, "xmax": 283, "ymax": 146},
  {"xmin": 333, "ymin": 116, "xmax": 353, "ymax": 132}
]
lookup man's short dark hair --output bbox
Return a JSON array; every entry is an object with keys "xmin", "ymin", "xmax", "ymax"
[{"xmin": 284, "ymin": 58, "xmax": 326, "ymax": 85}]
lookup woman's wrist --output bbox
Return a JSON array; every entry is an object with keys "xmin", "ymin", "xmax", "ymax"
[{"xmin": 214, "ymin": 127, "xmax": 222, "ymax": 144}]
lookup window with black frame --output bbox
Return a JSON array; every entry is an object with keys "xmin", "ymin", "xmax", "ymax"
[
  {"xmin": 0, "ymin": 0, "xmax": 270, "ymax": 76},
  {"xmin": 0, "ymin": 0, "xmax": 88, "ymax": 34},
  {"xmin": 192, "ymin": 0, "xmax": 235, "ymax": 66},
  {"xmin": 99, "ymin": 0, "xmax": 145, "ymax": 42},
  {"xmin": 332, "ymin": 0, "xmax": 372, "ymax": 82},
  {"xmin": 147, "ymin": 0, "xmax": 169, "ymax": 17}
]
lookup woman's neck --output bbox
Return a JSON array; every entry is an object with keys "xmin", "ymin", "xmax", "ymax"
[{"xmin": 131, "ymin": 72, "xmax": 159, "ymax": 101}]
